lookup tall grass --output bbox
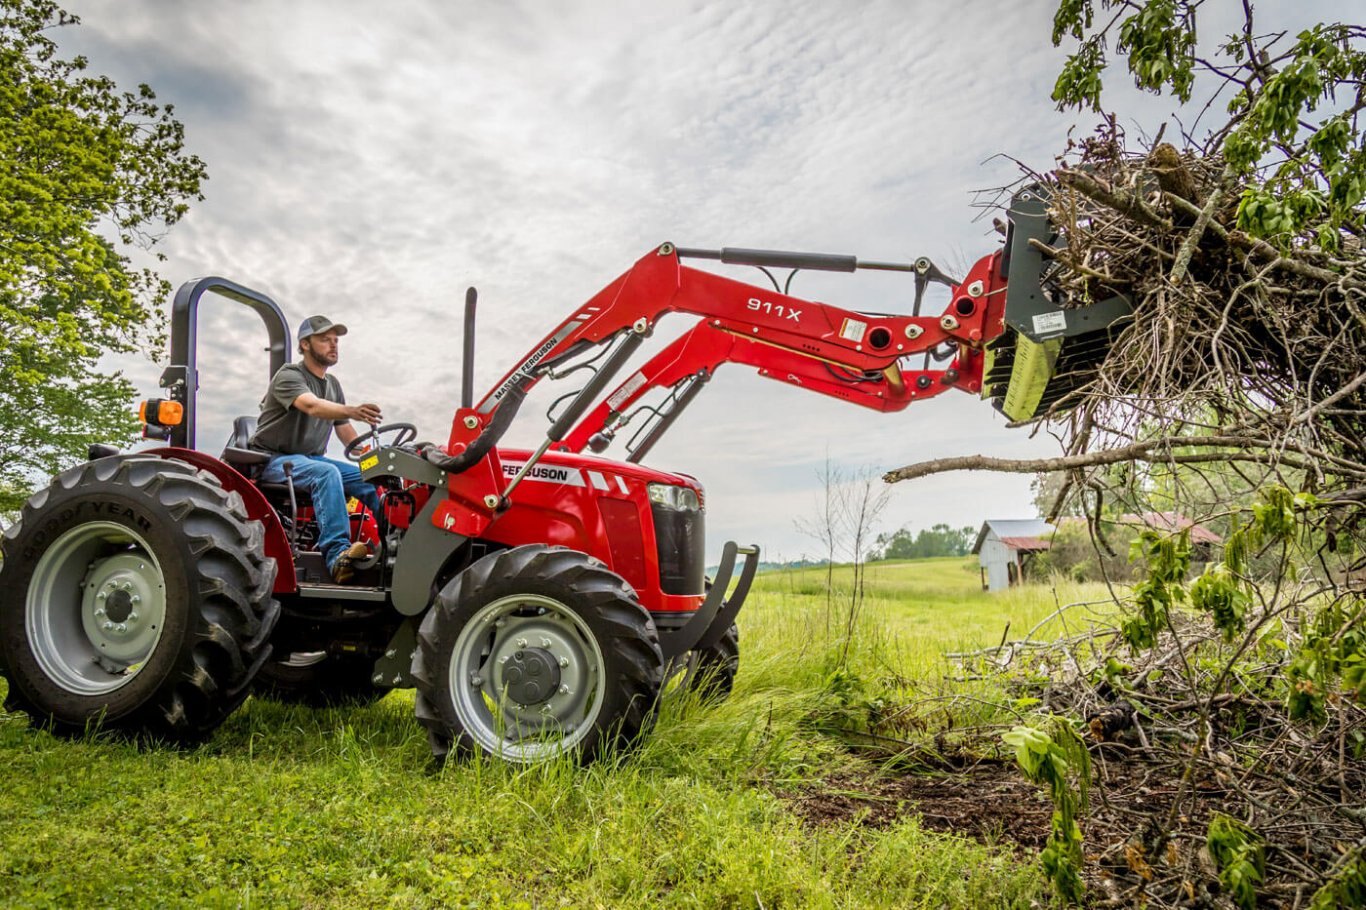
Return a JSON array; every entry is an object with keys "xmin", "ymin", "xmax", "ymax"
[{"xmin": 0, "ymin": 558, "xmax": 1080, "ymax": 908}]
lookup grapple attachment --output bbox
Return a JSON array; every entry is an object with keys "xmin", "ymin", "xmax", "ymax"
[{"xmin": 982, "ymin": 185, "xmax": 1132, "ymax": 422}]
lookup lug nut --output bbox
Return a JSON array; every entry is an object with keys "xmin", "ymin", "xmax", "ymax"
[
  {"xmin": 116, "ymin": 623, "xmax": 128, "ymax": 633},
  {"xmin": 130, "ymin": 595, "xmax": 141, "ymax": 605},
  {"xmin": 540, "ymin": 637, "xmax": 552, "ymax": 648},
  {"xmin": 94, "ymin": 607, "xmax": 106, "ymax": 618},
  {"xmin": 469, "ymin": 674, "xmax": 483, "ymax": 687},
  {"xmin": 128, "ymin": 612, "xmax": 138, "ymax": 623},
  {"xmin": 103, "ymin": 621, "xmax": 114, "ymax": 631},
  {"xmin": 559, "ymin": 685, "xmax": 571, "ymax": 695},
  {"xmin": 558, "ymin": 657, "xmax": 570, "ymax": 668},
  {"xmin": 516, "ymin": 638, "xmax": 528, "ymax": 648}
]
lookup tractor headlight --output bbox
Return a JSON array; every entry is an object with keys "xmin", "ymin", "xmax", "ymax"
[{"xmin": 647, "ymin": 483, "xmax": 700, "ymax": 511}]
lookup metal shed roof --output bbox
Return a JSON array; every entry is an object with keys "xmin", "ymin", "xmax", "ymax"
[{"xmin": 972, "ymin": 519, "xmax": 1056, "ymax": 555}]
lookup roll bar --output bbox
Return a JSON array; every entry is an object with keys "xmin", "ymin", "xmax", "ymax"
[{"xmin": 160, "ymin": 277, "xmax": 291, "ymax": 449}]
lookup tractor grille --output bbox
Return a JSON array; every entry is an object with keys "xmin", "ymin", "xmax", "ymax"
[{"xmin": 652, "ymin": 503, "xmax": 706, "ymax": 596}]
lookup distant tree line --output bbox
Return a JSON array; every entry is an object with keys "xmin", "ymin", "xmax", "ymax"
[{"xmin": 870, "ymin": 524, "xmax": 974, "ymax": 561}]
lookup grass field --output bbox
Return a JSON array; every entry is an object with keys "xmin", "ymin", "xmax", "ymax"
[{"xmin": 0, "ymin": 559, "xmax": 1115, "ymax": 908}]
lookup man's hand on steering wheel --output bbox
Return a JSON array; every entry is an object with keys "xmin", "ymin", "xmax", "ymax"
[
  {"xmin": 343, "ymin": 422, "xmax": 418, "ymax": 461},
  {"xmin": 348, "ymin": 402, "xmax": 383, "ymax": 424}
]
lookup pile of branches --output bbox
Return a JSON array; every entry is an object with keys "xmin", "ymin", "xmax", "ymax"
[
  {"xmin": 1036, "ymin": 120, "xmax": 1364, "ymax": 496},
  {"xmin": 885, "ymin": 122, "xmax": 1366, "ymax": 545},
  {"xmin": 948, "ymin": 595, "xmax": 1366, "ymax": 908}
]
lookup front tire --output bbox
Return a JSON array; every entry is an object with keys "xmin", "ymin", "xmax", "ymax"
[
  {"xmin": 413, "ymin": 545, "xmax": 663, "ymax": 764},
  {"xmin": 0, "ymin": 456, "xmax": 280, "ymax": 742},
  {"xmin": 684, "ymin": 623, "xmax": 740, "ymax": 703}
]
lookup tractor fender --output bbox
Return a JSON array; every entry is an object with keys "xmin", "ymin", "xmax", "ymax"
[{"xmin": 145, "ymin": 447, "xmax": 296, "ymax": 594}]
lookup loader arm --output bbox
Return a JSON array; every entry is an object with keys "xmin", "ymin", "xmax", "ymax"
[
  {"xmin": 557, "ymin": 318, "xmax": 972, "ymax": 460},
  {"xmin": 422, "ymin": 183, "xmax": 1130, "ymax": 533}
]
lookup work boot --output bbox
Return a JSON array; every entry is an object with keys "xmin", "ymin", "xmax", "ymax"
[{"xmin": 330, "ymin": 541, "xmax": 370, "ymax": 585}]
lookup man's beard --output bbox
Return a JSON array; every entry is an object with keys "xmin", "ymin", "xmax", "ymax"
[{"xmin": 306, "ymin": 346, "xmax": 338, "ymax": 367}]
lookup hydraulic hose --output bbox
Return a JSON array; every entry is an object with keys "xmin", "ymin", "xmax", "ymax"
[{"xmin": 424, "ymin": 383, "xmax": 528, "ymax": 475}]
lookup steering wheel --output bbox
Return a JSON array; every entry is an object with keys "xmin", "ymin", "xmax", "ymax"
[{"xmin": 343, "ymin": 422, "xmax": 418, "ymax": 461}]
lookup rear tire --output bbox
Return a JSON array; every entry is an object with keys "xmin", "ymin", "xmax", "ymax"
[
  {"xmin": 413, "ymin": 545, "xmax": 663, "ymax": 764},
  {"xmin": 0, "ymin": 456, "xmax": 280, "ymax": 743}
]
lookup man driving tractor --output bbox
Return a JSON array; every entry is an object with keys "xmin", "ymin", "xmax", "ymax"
[{"xmin": 250, "ymin": 315, "xmax": 384, "ymax": 584}]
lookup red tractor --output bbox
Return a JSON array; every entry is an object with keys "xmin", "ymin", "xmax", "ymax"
[{"xmin": 0, "ymin": 187, "xmax": 1128, "ymax": 763}]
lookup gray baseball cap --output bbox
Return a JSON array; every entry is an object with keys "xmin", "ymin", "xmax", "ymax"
[{"xmin": 297, "ymin": 315, "xmax": 349, "ymax": 343}]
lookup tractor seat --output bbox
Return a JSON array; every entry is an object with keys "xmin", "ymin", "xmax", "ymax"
[
  {"xmin": 220, "ymin": 416, "xmax": 311, "ymax": 505},
  {"xmin": 221, "ymin": 416, "xmax": 270, "ymax": 471}
]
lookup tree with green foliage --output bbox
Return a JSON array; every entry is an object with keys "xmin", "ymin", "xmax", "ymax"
[
  {"xmin": 1052, "ymin": 0, "xmax": 1365, "ymax": 245},
  {"xmin": 872, "ymin": 523, "xmax": 974, "ymax": 561},
  {"xmin": 0, "ymin": 0, "xmax": 205, "ymax": 513}
]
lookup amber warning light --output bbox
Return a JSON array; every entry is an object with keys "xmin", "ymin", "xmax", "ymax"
[{"xmin": 138, "ymin": 398, "xmax": 183, "ymax": 437}]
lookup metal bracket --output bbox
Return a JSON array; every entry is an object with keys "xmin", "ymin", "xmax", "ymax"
[
  {"xmin": 359, "ymin": 447, "xmax": 448, "ymax": 487},
  {"xmin": 1003, "ymin": 186, "xmax": 1132, "ymax": 342},
  {"xmin": 370, "ymin": 618, "xmax": 419, "ymax": 688},
  {"xmin": 392, "ymin": 494, "xmax": 467, "ymax": 616}
]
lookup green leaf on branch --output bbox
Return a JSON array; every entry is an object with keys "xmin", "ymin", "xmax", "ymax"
[{"xmin": 1207, "ymin": 815, "xmax": 1265, "ymax": 910}]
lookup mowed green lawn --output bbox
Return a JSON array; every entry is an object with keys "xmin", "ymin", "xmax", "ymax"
[{"xmin": 0, "ymin": 559, "xmax": 1110, "ymax": 908}]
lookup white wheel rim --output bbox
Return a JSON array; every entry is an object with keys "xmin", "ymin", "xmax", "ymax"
[
  {"xmin": 447, "ymin": 593, "xmax": 607, "ymax": 762},
  {"xmin": 26, "ymin": 521, "xmax": 169, "ymax": 696}
]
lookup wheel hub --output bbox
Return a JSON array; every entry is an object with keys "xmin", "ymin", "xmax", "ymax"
[
  {"xmin": 80, "ymin": 552, "xmax": 167, "ymax": 665},
  {"xmin": 105, "ymin": 589, "xmax": 134, "ymax": 623},
  {"xmin": 499, "ymin": 647, "xmax": 562, "ymax": 705}
]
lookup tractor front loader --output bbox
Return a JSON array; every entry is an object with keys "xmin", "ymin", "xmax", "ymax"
[{"xmin": 0, "ymin": 185, "xmax": 1128, "ymax": 763}]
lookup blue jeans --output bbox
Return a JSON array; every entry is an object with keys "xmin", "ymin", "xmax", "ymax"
[{"xmin": 261, "ymin": 454, "xmax": 381, "ymax": 570}]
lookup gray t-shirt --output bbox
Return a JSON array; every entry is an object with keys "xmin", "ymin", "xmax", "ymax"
[{"xmin": 249, "ymin": 362, "xmax": 348, "ymax": 456}]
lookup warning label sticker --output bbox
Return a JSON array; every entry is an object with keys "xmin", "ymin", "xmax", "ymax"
[
  {"xmin": 1032, "ymin": 311, "xmax": 1068, "ymax": 335},
  {"xmin": 607, "ymin": 371, "xmax": 648, "ymax": 411},
  {"xmin": 839, "ymin": 318, "xmax": 868, "ymax": 343}
]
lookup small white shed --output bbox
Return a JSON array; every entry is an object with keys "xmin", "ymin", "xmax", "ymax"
[{"xmin": 973, "ymin": 519, "xmax": 1055, "ymax": 592}]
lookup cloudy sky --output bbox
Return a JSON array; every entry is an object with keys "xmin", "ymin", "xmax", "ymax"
[{"xmin": 58, "ymin": 0, "xmax": 1339, "ymax": 562}]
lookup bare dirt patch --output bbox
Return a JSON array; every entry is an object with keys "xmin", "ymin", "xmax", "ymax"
[{"xmin": 779, "ymin": 760, "xmax": 1052, "ymax": 852}]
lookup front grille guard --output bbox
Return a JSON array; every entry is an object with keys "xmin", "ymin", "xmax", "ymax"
[{"xmin": 657, "ymin": 541, "xmax": 760, "ymax": 660}]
